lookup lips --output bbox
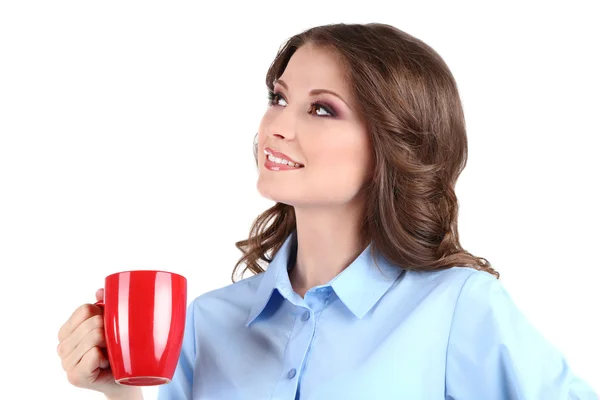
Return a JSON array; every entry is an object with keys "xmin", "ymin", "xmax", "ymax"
[{"xmin": 264, "ymin": 147, "xmax": 304, "ymax": 167}]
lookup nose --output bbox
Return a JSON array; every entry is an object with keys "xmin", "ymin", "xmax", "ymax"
[{"xmin": 265, "ymin": 108, "xmax": 296, "ymax": 141}]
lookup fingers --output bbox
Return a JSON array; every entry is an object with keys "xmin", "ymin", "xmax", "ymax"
[
  {"xmin": 58, "ymin": 302, "xmax": 103, "ymax": 342},
  {"xmin": 81, "ymin": 345, "xmax": 110, "ymax": 371},
  {"xmin": 66, "ymin": 346, "xmax": 107, "ymax": 388},
  {"xmin": 58, "ymin": 314, "xmax": 105, "ymax": 372},
  {"xmin": 95, "ymin": 288, "xmax": 104, "ymax": 303}
]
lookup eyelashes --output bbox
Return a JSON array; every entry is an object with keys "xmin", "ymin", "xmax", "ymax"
[{"xmin": 267, "ymin": 89, "xmax": 337, "ymax": 117}]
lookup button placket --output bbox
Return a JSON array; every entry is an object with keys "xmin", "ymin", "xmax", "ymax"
[
  {"xmin": 293, "ymin": 290, "xmax": 330, "ymax": 394},
  {"xmin": 271, "ymin": 304, "xmax": 316, "ymax": 399}
]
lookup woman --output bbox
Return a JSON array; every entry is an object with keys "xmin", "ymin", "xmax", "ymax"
[{"xmin": 57, "ymin": 23, "xmax": 597, "ymax": 399}]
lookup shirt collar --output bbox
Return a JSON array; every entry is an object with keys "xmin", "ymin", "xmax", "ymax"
[
  {"xmin": 245, "ymin": 232, "xmax": 297, "ymax": 326},
  {"xmin": 246, "ymin": 231, "xmax": 403, "ymax": 326},
  {"xmin": 329, "ymin": 242, "xmax": 403, "ymax": 318}
]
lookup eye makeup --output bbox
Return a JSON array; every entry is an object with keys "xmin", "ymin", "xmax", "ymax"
[{"xmin": 267, "ymin": 89, "xmax": 339, "ymax": 118}]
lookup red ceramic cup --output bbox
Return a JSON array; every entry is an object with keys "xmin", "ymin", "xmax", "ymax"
[{"xmin": 95, "ymin": 270, "xmax": 187, "ymax": 386}]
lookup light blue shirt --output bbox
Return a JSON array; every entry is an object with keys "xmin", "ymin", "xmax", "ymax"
[{"xmin": 158, "ymin": 232, "xmax": 596, "ymax": 399}]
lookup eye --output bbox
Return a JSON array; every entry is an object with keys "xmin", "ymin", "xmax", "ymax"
[
  {"xmin": 267, "ymin": 90, "xmax": 287, "ymax": 107},
  {"xmin": 308, "ymin": 102, "xmax": 335, "ymax": 117},
  {"xmin": 267, "ymin": 89, "xmax": 336, "ymax": 117}
]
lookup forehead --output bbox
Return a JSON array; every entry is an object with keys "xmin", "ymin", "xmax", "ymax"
[{"xmin": 278, "ymin": 44, "xmax": 350, "ymax": 95}]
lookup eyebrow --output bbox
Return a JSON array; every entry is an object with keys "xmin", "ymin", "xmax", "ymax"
[{"xmin": 274, "ymin": 79, "xmax": 352, "ymax": 110}]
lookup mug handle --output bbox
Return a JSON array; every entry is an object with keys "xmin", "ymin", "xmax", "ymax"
[{"xmin": 93, "ymin": 300, "xmax": 109, "ymax": 364}]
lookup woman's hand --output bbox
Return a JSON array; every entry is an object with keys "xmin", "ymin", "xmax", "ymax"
[{"xmin": 56, "ymin": 288, "xmax": 142, "ymax": 399}]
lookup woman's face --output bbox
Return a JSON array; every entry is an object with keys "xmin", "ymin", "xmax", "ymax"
[{"xmin": 256, "ymin": 44, "xmax": 372, "ymax": 208}]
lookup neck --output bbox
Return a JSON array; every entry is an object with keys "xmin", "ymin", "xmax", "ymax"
[{"xmin": 289, "ymin": 200, "xmax": 366, "ymax": 298}]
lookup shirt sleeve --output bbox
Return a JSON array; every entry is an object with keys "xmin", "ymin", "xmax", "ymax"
[
  {"xmin": 445, "ymin": 271, "xmax": 597, "ymax": 400},
  {"xmin": 157, "ymin": 299, "xmax": 196, "ymax": 400}
]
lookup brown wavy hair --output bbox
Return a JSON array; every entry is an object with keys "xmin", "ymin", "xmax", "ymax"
[{"xmin": 232, "ymin": 23, "xmax": 497, "ymax": 281}]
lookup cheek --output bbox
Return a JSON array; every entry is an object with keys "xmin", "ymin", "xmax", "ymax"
[
  {"xmin": 312, "ymin": 128, "xmax": 369, "ymax": 165},
  {"xmin": 308, "ymin": 136, "xmax": 371, "ymax": 185}
]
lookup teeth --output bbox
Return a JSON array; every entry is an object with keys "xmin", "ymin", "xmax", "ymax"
[{"xmin": 267, "ymin": 154, "xmax": 301, "ymax": 167}]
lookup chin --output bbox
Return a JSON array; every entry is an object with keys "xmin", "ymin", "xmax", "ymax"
[
  {"xmin": 256, "ymin": 181, "xmax": 297, "ymax": 205},
  {"xmin": 257, "ymin": 184, "xmax": 289, "ymax": 204}
]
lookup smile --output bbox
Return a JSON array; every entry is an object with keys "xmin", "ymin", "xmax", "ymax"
[
  {"xmin": 266, "ymin": 154, "xmax": 302, "ymax": 167},
  {"xmin": 264, "ymin": 147, "xmax": 304, "ymax": 171}
]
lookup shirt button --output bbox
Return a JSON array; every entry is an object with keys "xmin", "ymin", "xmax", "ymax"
[
  {"xmin": 287, "ymin": 368, "xmax": 297, "ymax": 379},
  {"xmin": 302, "ymin": 310, "xmax": 311, "ymax": 321}
]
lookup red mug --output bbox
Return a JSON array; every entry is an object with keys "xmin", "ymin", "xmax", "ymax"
[{"xmin": 95, "ymin": 270, "xmax": 187, "ymax": 386}]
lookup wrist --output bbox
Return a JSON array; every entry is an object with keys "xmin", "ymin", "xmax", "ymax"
[{"xmin": 104, "ymin": 385, "xmax": 143, "ymax": 400}]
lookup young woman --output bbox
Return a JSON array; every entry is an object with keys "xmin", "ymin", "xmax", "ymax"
[{"xmin": 57, "ymin": 23, "xmax": 597, "ymax": 399}]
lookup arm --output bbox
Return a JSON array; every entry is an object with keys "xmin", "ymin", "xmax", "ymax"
[
  {"xmin": 157, "ymin": 299, "xmax": 197, "ymax": 400},
  {"xmin": 445, "ymin": 271, "xmax": 597, "ymax": 400}
]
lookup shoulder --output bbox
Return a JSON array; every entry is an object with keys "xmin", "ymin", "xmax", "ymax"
[
  {"xmin": 372, "ymin": 265, "xmax": 499, "ymax": 325},
  {"xmin": 445, "ymin": 266, "xmax": 512, "ymax": 321},
  {"xmin": 407, "ymin": 266, "xmax": 511, "ymax": 327},
  {"xmin": 442, "ymin": 271, "xmax": 598, "ymax": 398},
  {"xmin": 187, "ymin": 272, "xmax": 265, "ymax": 322},
  {"xmin": 401, "ymin": 265, "xmax": 496, "ymax": 302},
  {"xmin": 394, "ymin": 266, "xmax": 512, "ymax": 329}
]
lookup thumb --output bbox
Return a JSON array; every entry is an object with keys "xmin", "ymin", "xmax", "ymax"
[
  {"xmin": 95, "ymin": 288, "xmax": 104, "ymax": 303},
  {"xmin": 99, "ymin": 354, "xmax": 110, "ymax": 369}
]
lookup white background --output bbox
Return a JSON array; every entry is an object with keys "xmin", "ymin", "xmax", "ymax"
[{"xmin": 1, "ymin": 1, "xmax": 598, "ymax": 398}]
